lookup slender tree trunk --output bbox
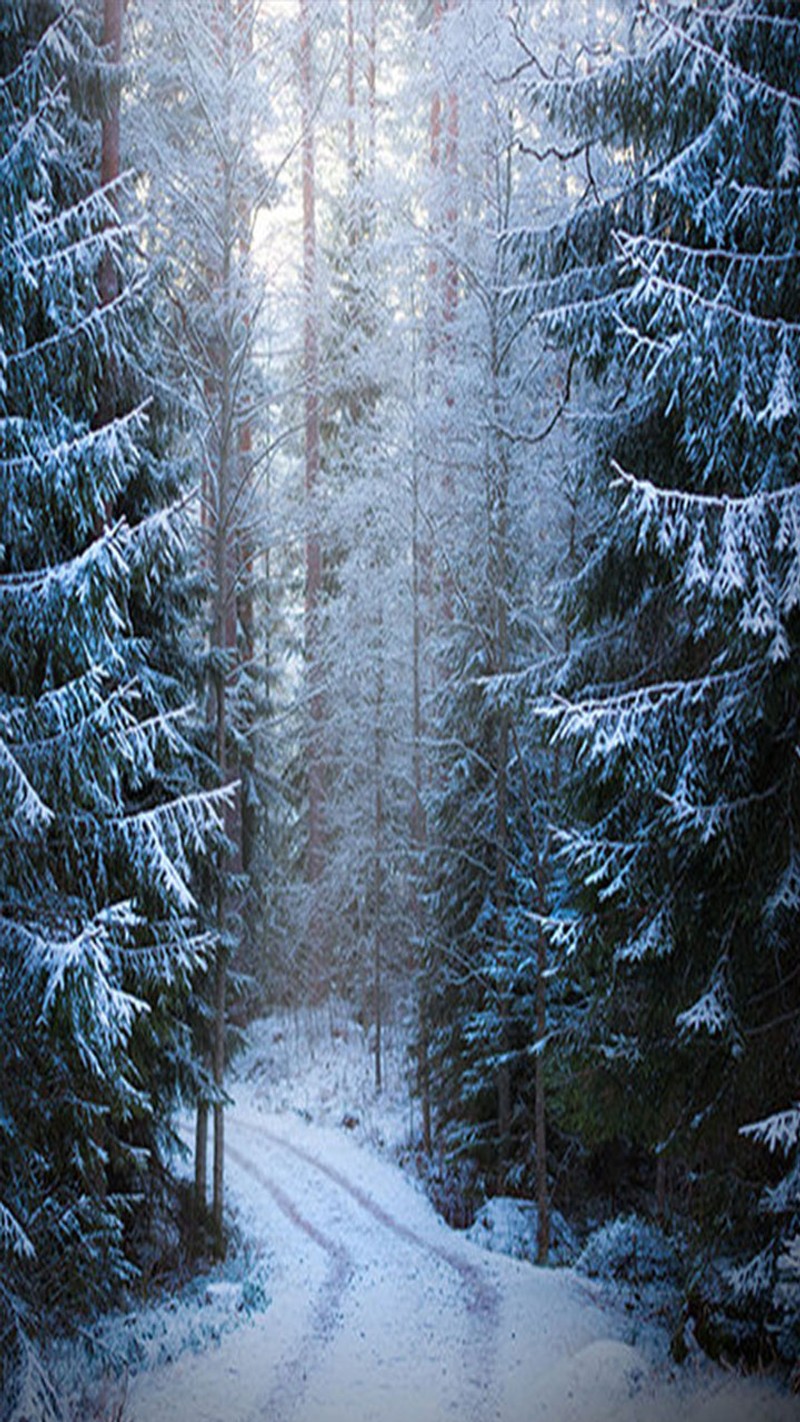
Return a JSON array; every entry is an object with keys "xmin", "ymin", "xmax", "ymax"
[
  {"xmin": 99, "ymin": 0, "xmax": 122, "ymax": 309},
  {"xmin": 418, "ymin": 1, "xmax": 453, "ymax": 1131},
  {"xmin": 428, "ymin": 0, "xmax": 459, "ymax": 620},
  {"xmin": 367, "ymin": 0, "xmax": 377, "ymax": 228},
  {"xmin": 97, "ymin": 0, "xmax": 123, "ymax": 441},
  {"xmin": 443, "ymin": 77, "xmax": 458, "ymax": 338},
  {"xmin": 587, "ymin": 0, "xmax": 598, "ymax": 69},
  {"xmin": 300, "ymin": 0, "xmax": 325, "ymax": 998},
  {"xmin": 212, "ymin": 925, "xmax": 226, "ymax": 1251},
  {"xmin": 411, "ymin": 495, "xmax": 431, "ymax": 1147},
  {"xmin": 366, "ymin": 9, "xmax": 383, "ymax": 1093},
  {"xmin": 373, "ymin": 634, "xmax": 384, "ymax": 1094},
  {"xmin": 208, "ymin": 0, "xmax": 254, "ymax": 1245},
  {"xmin": 346, "ymin": 0, "xmax": 357, "ymax": 245},
  {"xmin": 507, "ymin": 720, "xmax": 550, "ymax": 1263},
  {"xmin": 194, "ymin": 1101, "xmax": 208, "ymax": 1218},
  {"xmin": 493, "ymin": 418, "xmax": 511, "ymax": 1168},
  {"xmin": 234, "ymin": 0, "xmax": 257, "ymax": 952},
  {"xmin": 87, "ymin": 0, "xmax": 125, "ymax": 1205},
  {"xmin": 427, "ymin": 64, "xmax": 441, "ymax": 338},
  {"xmin": 488, "ymin": 174, "xmax": 513, "ymax": 1170},
  {"xmin": 656, "ymin": 1153, "xmax": 668, "ymax": 1224},
  {"xmin": 429, "ymin": 0, "xmax": 459, "ymax": 345},
  {"xmin": 409, "ymin": 312, "xmax": 432, "ymax": 1153},
  {"xmin": 495, "ymin": 708, "xmax": 511, "ymax": 1176},
  {"xmin": 211, "ymin": 545, "xmax": 229, "ymax": 1250},
  {"xmin": 210, "ymin": 141, "xmax": 233, "ymax": 1255},
  {"xmin": 534, "ymin": 932, "xmax": 549, "ymax": 1262}
]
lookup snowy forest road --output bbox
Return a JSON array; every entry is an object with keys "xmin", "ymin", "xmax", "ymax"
[
  {"xmin": 226, "ymin": 1115, "xmax": 500, "ymax": 1422},
  {"xmin": 126, "ymin": 1103, "xmax": 791, "ymax": 1422}
]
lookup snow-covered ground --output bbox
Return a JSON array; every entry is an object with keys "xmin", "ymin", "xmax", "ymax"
[{"xmin": 64, "ymin": 1004, "xmax": 797, "ymax": 1422}]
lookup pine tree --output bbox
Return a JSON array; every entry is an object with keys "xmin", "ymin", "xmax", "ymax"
[
  {"xmin": 0, "ymin": 3, "xmax": 217, "ymax": 1408},
  {"xmin": 514, "ymin": 0, "xmax": 800, "ymax": 1354}
]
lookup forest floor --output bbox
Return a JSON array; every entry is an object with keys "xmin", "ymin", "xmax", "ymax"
[{"xmin": 65, "ymin": 1002, "xmax": 796, "ymax": 1422}]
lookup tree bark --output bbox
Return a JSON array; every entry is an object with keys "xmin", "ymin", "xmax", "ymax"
[
  {"xmin": 99, "ymin": 0, "xmax": 122, "ymax": 310},
  {"xmin": 97, "ymin": 0, "xmax": 123, "ymax": 438},
  {"xmin": 509, "ymin": 720, "xmax": 551, "ymax": 1265},
  {"xmin": 300, "ymin": 0, "xmax": 325, "ymax": 998},
  {"xmin": 534, "ymin": 933, "xmax": 549, "ymax": 1264},
  {"xmin": 346, "ymin": 0, "xmax": 357, "ymax": 245},
  {"xmin": 409, "ymin": 305, "xmax": 432, "ymax": 1152},
  {"xmin": 193, "ymin": 1099, "xmax": 208, "ymax": 1252},
  {"xmin": 212, "ymin": 934, "xmax": 226, "ymax": 1252},
  {"xmin": 373, "ymin": 596, "xmax": 384, "ymax": 1094},
  {"xmin": 493, "ymin": 421, "xmax": 511, "ymax": 1169},
  {"xmin": 206, "ymin": 0, "xmax": 256, "ymax": 1250}
]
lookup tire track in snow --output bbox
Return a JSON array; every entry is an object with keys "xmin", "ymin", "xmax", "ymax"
[
  {"xmin": 226, "ymin": 1141, "xmax": 353, "ymax": 1421},
  {"xmin": 231, "ymin": 1116, "xmax": 500, "ymax": 1418},
  {"xmin": 240, "ymin": 1120, "xmax": 498, "ymax": 1320}
]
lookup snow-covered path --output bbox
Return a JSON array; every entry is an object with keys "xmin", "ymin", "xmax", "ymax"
[{"xmin": 126, "ymin": 1097, "xmax": 794, "ymax": 1422}]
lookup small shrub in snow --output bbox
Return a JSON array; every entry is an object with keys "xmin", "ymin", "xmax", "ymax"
[
  {"xmin": 577, "ymin": 1214, "xmax": 680, "ymax": 1287},
  {"xmin": 576, "ymin": 1215, "xmax": 689, "ymax": 1360},
  {"xmin": 45, "ymin": 1247, "xmax": 270, "ymax": 1418}
]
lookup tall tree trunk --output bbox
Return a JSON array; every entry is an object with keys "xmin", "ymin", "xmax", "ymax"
[
  {"xmin": 207, "ymin": 0, "xmax": 254, "ymax": 1249},
  {"xmin": 99, "ymin": 0, "xmax": 122, "ymax": 309},
  {"xmin": 97, "ymin": 0, "xmax": 123, "ymax": 437},
  {"xmin": 373, "ymin": 607, "xmax": 384, "ymax": 1094},
  {"xmin": 509, "ymin": 721, "xmax": 551, "ymax": 1264},
  {"xmin": 495, "ymin": 715, "xmax": 511, "ymax": 1176},
  {"xmin": 427, "ymin": 0, "xmax": 459, "ymax": 620},
  {"xmin": 412, "ymin": 463, "xmax": 432, "ymax": 1151},
  {"xmin": 367, "ymin": 0, "xmax": 377, "ymax": 228},
  {"xmin": 367, "ymin": 0, "xmax": 383, "ymax": 1094},
  {"xmin": 211, "ymin": 452, "xmax": 230, "ymax": 1251},
  {"xmin": 234, "ymin": 0, "xmax": 258, "ymax": 954},
  {"xmin": 346, "ymin": 0, "xmax": 357, "ymax": 245},
  {"xmin": 194, "ymin": 1100, "xmax": 208, "ymax": 1230},
  {"xmin": 490, "ymin": 294, "xmax": 512, "ymax": 1178},
  {"xmin": 88, "ymin": 0, "xmax": 125, "ymax": 1205},
  {"xmin": 212, "ymin": 919, "xmax": 226, "ymax": 1251},
  {"xmin": 409, "ymin": 304, "xmax": 432, "ymax": 1152},
  {"xmin": 300, "ymin": 0, "xmax": 325, "ymax": 999},
  {"xmin": 534, "ymin": 931, "xmax": 548, "ymax": 1263}
]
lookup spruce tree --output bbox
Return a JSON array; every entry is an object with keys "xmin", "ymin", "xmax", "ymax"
[
  {"xmin": 418, "ymin": 0, "xmax": 566, "ymax": 1240},
  {"xmin": 515, "ymin": 0, "xmax": 800, "ymax": 1354},
  {"xmin": 128, "ymin": 0, "xmax": 270, "ymax": 1243},
  {"xmin": 0, "ymin": 3, "xmax": 216, "ymax": 1409}
]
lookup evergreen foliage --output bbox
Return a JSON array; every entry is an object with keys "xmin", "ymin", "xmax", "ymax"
[
  {"xmin": 514, "ymin": 0, "xmax": 800, "ymax": 1355},
  {"xmin": 4, "ymin": 0, "xmax": 799, "ymax": 1397},
  {"xmin": 417, "ymin": 0, "xmax": 569, "ymax": 1213},
  {"xmin": 129, "ymin": 0, "xmax": 275, "ymax": 1241},
  {"xmin": 0, "ymin": 2, "xmax": 217, "ymax": 1407}
]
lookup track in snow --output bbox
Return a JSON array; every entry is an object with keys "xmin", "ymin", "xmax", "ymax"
[
  {"xmin": 233, "ymin": 1116, "xmax": 499, "ymax": 1320},
  {"xmin": 226, "ymin": 1139, "xmax": 353, "ymax": 1421},
  {"xmin": 227, "ymin": 1112, "xmax": 501, "ymax": 1422},
  {"xmin": 126, "ymin": 1103, "xmax": 796, "ymax": 1422}
]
